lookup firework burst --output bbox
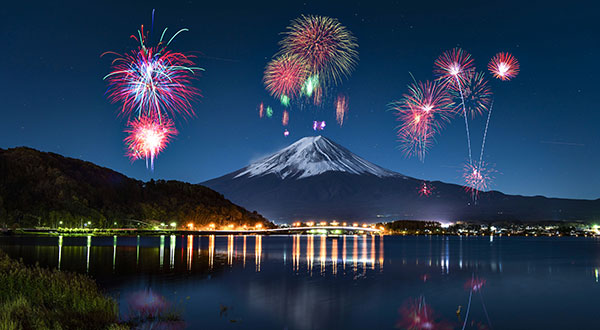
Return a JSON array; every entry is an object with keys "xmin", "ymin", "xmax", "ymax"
[
  {"xmin": 392, "ymin": 80, "xmax": 453, "ymax": 161},
  {"xmin": 313, "ymin": 120, "xmax": 326, "ymax": 131},
  {"xmin": 488, "ymin": 52, "xmax": 520, "ymax": 81},
  {"xmin": 433, "ymin": 48, "xmax": 475, "ymax": 85},
  {"xmin": 335, "ymin": 94, "xmax": 348, "ymax": 126},
  {"xmin": 417, "ymin": 181, "xmax": 435, "ymax": 197},
  {"xmin": 463, "ymin": 161, "xmax": 495, "ymax": 199},
  {"xmin": 448, "ymin": 71, "xmax": 493, "ymax": 117},
  {"xmin": 263, "ymin": 54, "xmax": 309, "ymax": 100},
  {"xmin": 434, "ymin": 48, "xmax": 476, "ymax": 164},
  {"xmin": 103, "ymin": 26, "xmax": 202, "ymax": 120},
  {"xmin": 280, "ymin": 15, "xmax": 358, "ymax": 86},
  {"xmin": 396, "ymin": 297, "xmax": 452, "ymax": 330},
  {"xmin": 124, "ymin": 116, "xmax": 177, "ymax": 171}
]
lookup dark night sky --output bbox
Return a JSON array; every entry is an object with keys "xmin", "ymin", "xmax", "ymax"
[{"xmin": 0, "ymin": 0, "xmax": 598, "ymax": 199}]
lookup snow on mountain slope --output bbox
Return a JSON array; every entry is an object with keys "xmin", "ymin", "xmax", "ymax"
[{"xmin": 234, "ymin": 136, "xmax": 403, "ymax": 179}]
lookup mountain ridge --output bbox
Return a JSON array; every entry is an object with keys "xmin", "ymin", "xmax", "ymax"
[
  {"xmin": 203, "ymin": 136, "xmax": 600, "ymax": 222},
  {"xmin": 0, "ymin": 146, "xmax": 272, "ymax": 228}
]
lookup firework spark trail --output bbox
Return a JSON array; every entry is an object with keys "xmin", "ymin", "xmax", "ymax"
[
  {"xmin": 455, "ymin": 75, "xmax": 473, "ymax": 165},
  {"xmin": 478, "ymin": 99, "xmax": 494, "ymax": 168},
  {"xmin": 480, "ymin": 291, "xmax": 493, "ymax": 329},
  {"xmin": 258, "ymin": 102, "xmax": 264, "ymax": 118},
  {"xmin": 335, "ymin": 94, "xmax": 348, "ymax": 126},
  {"xmin": 434, "ymin": 48, "xmax": 475, "ymax": 164},
  {"xmin": 462, "ymin": 273, "xmax": 475, "ymax": 330},
  {"xmin": 282, "ymin": 110, "xmax": 289, "ymax": 126}
]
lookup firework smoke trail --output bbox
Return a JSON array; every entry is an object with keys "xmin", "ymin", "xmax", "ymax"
[
  {"xmin": 280, "ymin": 15, "xmax": 358, "ymax": 86},
  {"xmin": 103, "ymin": 26, "xmax": 202, "ymax": 121},
  {"xmin": 124, "ymin": 116, "xmax": 177, "ymax": 171},
  {"xmin": 434, "ymin": 48, "xmax": 475, "ymax": 164}
]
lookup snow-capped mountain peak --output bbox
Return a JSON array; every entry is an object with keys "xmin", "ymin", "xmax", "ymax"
[{"xmin": 234, "ymin": 136, "xmax": 402, "ymax": 179}]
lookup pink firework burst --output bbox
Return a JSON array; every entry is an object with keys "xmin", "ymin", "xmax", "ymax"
[
  {"xmin": 463, "ymin": 162, "xmax": 495, "ymax": 198},
  {"xmin": 264, "ymin": 54, "xmax": 309, "ymax": 100},
  {"xmin": 433, "ymin": 48, "xmax": 475, "ymax": 86},
  {"xmin": 313, "ymin": 120, "xmax": 326, "ymax": 131},
  {"xmin": 103, "ymin": 26, "xmax": 201, "ymax": 120},
  {"xmin": 396, "ymin": 297, "xmax": 452, "ymax": 330},
  {"xmin": 417, "ymin": 181, "xmax": 435, "ymax": 197},
  {"xmin": 448, "ymin": 71, "xmax": 493, "ymax": 118},
  {"xmin": 393, "ymin": 80, "xmax": 453, "ymax": 161},
  {"xmin": 488, "ymin": 52, "xmax": 520, "ymax": 81},
  {"xmin": 464, "ymin": 277, "xmax": 486, "ymax": 292},
  {"xmin": 124, "ymin": 116, "xmax": 177, "ymax": 170}
]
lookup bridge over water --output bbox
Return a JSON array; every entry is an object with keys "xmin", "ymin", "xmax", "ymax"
[{"xmin": 180, "ymin": 226, "xmax": 383, "ymax": 235}]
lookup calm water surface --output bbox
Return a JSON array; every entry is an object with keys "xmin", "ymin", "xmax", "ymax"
[{"xmin": 1, "ymin": 235, "xmax": 600, "ymax": 329}]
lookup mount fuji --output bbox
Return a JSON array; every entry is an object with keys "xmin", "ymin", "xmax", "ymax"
[{"xmin": 203, "ymin": 136, "xmax": 600, "ymax": 222}]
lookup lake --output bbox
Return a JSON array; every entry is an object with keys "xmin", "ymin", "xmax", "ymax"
[{"xmin": 1, "ymin": 234, "xmax": 599, "ymax": 329}]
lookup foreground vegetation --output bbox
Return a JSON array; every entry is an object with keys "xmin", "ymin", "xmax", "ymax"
[{"xmin": 0, "ymin": 251, "xmax": 122, "ymax": 330}]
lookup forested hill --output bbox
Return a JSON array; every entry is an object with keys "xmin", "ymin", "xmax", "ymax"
[{"xmin": 0, "ymin": 147, "xmax": 272, "ymax": 228}]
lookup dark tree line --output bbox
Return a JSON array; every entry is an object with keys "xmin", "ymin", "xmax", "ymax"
[{"xmin": 0, "ymin": 147, "xmax": 272, "ymax": 229}]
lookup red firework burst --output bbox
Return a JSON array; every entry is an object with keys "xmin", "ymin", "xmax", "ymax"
[
  {"xmin": 393, "ymin": 80, "xmax": 453, "ymax": 161},
  {"xmin": 488, "ymin": 52, "xmax": 520, "ymax": 81},
  {"xmin": 448, "ymin": 71, "xmax": 493, "ymax": 117},
  {"xmin": 103, "ymin": 26, "xmax": 201, "ymax": 120},
  {"xmin": 434, "ymin": 48, "xmax": 475, "ymax": 86},
  {"xmin": 263, "ymin": 54, "xmax": 308, "ymax": 99},
  {"xmin": 418, "ymin": 182, "xmax": 435, "ymax": 197},
  {"xmin": 464, "ymin": 277, "xmax": 486, "ymax": 292},
  {"xmin": 280, "ymin": 15, "xmax": 358, "ymax": 85},
  {"xmin": 463, "ymin": 162, "xmax": 495, "ymax": 198},
  {"xmin": 124, "ymin": 116, "xmax": 177, "ymax": 170}
]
